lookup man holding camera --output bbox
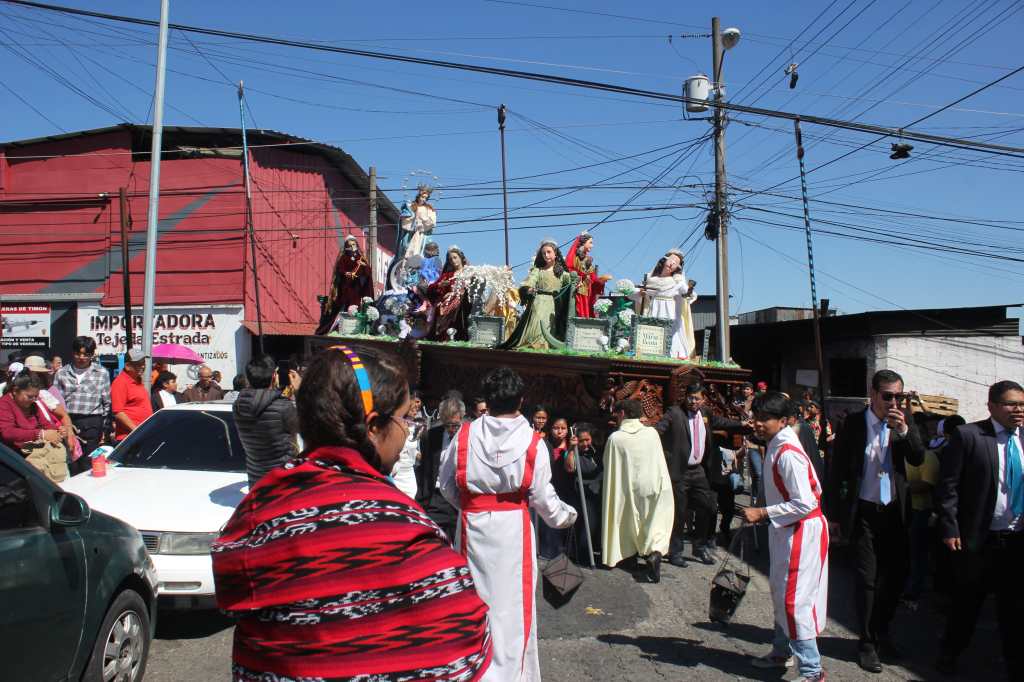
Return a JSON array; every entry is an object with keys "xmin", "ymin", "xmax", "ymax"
[{"xmin": 825, "ymin": 369, "xmax": 925, "ymax": 674}]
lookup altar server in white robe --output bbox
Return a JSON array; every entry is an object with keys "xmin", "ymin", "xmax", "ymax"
[
  {"xmin": 438, "ymin": 367, "xmax": 576, "ymax": 682},
  {"xmin": 601, "ymin": 399, "xmax": 674, "ymax": 582},
  {"xmin": 744, "ymin": 391, "xmax": 829, "ymax": 682},
  {"xmin": 634, "ymin": 249, "xmax": 697, "ymax": 360}
]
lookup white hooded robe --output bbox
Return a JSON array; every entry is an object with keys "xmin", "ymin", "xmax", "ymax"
[
  {"xmin": 438, "ymin": 414, "xmax": 577, "ymax": 682},
  {"xmin": 764, "ymin": 425, "xmax": 829, "ymax": 641},
  {"xmin": 600, "ymin": 418, "xmax": 675, "ymax": 566}
]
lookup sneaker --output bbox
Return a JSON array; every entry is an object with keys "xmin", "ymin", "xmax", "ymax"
[{"xmin": 750, "ymin": 653, "xmax": 793, "ymax": 669}]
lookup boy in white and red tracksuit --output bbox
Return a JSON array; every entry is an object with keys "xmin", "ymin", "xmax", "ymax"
[{"xmin": 744, "ymin": 392, "xmax": 829, "ymax": 682}]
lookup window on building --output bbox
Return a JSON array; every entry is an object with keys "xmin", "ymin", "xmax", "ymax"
[{"xmin": 830, "ymin": 358, "xmax": 867, "ymax": 397}]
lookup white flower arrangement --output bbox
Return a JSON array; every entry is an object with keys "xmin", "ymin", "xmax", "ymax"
[
  {"xmin": 446, "ymin": 328, "xmax": 457, "ymax": 341},
  {"xmin": 365, "ymin": 306, "xmax": 380, "ymax": 321},
  {"xmin": 617, "ymin": 308, "xmax": 635, "ymax": 326},
  {"xmin": 616, "ymin": 337, "xmax": 631, "ymax": 353},
  {"xmin": 597, "ymin": 335, "xmax": 610, "ymax": 352},
  {"xmin": 361, "ymin": 296, "xmax": 374, "ymax": 306},
  {"xmin": 593, "ymin": 298, "xmax": 612, "ymax": 316},
  {"xmin": 616, "ymin": 278, "xmax": 636, "ymax": 296}
]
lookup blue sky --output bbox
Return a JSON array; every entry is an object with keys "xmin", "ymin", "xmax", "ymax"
[{"xmin": 2, "ymin": 0, "xmax": 1022, "ymax": 315}]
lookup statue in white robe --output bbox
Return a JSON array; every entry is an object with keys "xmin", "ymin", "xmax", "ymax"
[{"xmin": 634, "ymin": 249, "xmax": 698, "ymax": 360}]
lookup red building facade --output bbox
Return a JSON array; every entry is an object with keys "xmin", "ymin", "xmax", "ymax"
[{"xmin": 0, "ymin": 124, "xmax": 397, "ymax": 376}]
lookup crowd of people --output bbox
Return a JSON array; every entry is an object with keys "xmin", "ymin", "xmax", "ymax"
[
  {"xmin": 210, "ymin": 349, "xmax": 1021, "ymax": 682},
  {"xmin": 0, "ymin": 336, "xmax": 247, "ymax": 483},
  {"xmin": 2, "ymin": 330, "xmax": 1018, "ymax": 681}
]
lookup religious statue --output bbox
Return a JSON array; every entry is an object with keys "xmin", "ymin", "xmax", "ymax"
[
  {"xmin": 387, "ymin": 184, "xmax": 437, "ymax": 290},
  {"xmin": 500, "ymin": 239, "xmax": 577, "ymax": 350},
  {"xmin": 316, "ymin": 235, "xmax": 375, "ymax": 335},
  {"xmin": 566, "ymin": 232, "xmax": 612, "ymax": 318},
  {"xmin": 427, "ymin": 246, "xmax": 472, "ymax": 341},
  {"xmin": 634, "ymin": 249, "xmax": 698, "ymax": 360}
]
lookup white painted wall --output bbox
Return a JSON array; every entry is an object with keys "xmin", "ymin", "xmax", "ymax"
[{"xmin": 878, "ymin": 335, "xmax": 1024, "ymax": 421}]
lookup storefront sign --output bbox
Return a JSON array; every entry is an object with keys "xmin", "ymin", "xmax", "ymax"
[
  {"xmin": 77, "ymin": 304, "xmax": 247, "ymax": 380},
  {"xmin": 0, "ymin": 304, "xmax": 50, "ymax": 348}
]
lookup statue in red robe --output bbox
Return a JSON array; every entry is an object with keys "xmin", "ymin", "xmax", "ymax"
[
  {"xmin": 566, "ymin": 232, "xmax": 611, "ymax": 318},
  {"xmin": 316, "ymin": 236, "xmax": 375, "ymax": 335},
  {"xmin": 427, "ymin": 246, "xmax": 471, "ymax": 341}
]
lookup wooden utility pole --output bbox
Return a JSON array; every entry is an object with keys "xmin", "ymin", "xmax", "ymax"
[
  {"xmin": 118, "ymin": 187, "xmax": 133, "ymax": 350},
  {"xmin": 238, "ymin": 80, "xmax": 264, "ymax": 355},
  {"xmin": 712, "ymin": 16, "xmax": 731, "ymax": 362},
  {"xmin": 368, "ymin": 166, "xmax": 378, "ymax": 291},
  {"xmin": 498, "ymin": 104, "xmax": 510, "ymax": 267}
]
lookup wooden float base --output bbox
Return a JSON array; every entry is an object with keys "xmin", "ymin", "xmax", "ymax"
[{"xmin": 305, "ymin": 336, "xmax": 751, "ymax": 425}]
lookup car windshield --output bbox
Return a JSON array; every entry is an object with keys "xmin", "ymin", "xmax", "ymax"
[{"xmin": 111, "ymin": 409, "xmax": 245, "ymax": 473}]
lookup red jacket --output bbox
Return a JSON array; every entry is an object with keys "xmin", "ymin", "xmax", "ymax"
[{"xmin": 0, "ymin": 393, "xmax": 56, "ymax": 450}]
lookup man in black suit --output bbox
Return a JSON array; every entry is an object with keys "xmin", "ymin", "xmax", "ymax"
[
  {"xmin": 655, "ymin": 382, "xmax": 746, "ymax": 566},
  {"xmin": 415, "ymin": 396, "xmax": 465, "ymax": 542},
  {"xmin": 825, "ymin": 369, "xmax": 924, "ymax": 674},
  {"xmin": 935, "ymin": 380, "xmax": 1024, "ymax": 678}
]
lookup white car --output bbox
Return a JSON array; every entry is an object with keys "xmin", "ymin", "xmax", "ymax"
[{"xmin": 63, "ymin": 401, "xmax": 248, "ymax": 609}]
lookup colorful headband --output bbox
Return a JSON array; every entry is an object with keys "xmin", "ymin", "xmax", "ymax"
[{"xmin": 327, "ymin": 345, "xmax": 374, "ymax": 416}]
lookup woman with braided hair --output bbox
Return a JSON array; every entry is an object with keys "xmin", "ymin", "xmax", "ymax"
[{"xmin": 213, "ymin": 346, "xmax": 493, "ymax": 681}]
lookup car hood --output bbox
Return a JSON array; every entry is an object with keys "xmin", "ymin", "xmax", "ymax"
[{"xmin": 62, "ymin": 467, "xmax": 248, "ymax": 533}]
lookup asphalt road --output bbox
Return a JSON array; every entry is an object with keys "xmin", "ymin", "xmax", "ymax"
[{"xmin": 147, "ymin": 527, "xmax": 1009, "ymax": 681}]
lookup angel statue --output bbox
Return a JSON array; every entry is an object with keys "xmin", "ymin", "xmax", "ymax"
[{"xmin": 387, "ymin": 184, "xmax": 437, "ymax": 290}]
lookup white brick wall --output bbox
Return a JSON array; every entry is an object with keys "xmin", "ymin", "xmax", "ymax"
[{"xmin": 878, "ymin": 335, "xmax": 1024, "ymax": 421}]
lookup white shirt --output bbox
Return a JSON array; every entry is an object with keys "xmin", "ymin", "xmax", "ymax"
[
  {"xmin": 687, "ymin": 410, "xmax": 706, "ymax": 465},
  {"xmin": 859, "ymin": 409, "xmax": 897, "ymax": 504},
  {"xmin": 158, "ymin": 390, "xmax": 177, "ymax": 409},
  {"xmin": 990, "ymin": 419, "xmax": 1024, "ymax": 531}
]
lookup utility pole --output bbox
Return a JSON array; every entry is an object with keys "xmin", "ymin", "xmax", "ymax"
[
  {"xmin": 793, "ymin": 117, "xmax": 826, "ymax": 406},
  {"xmin": 711, "ymin": 16, "xmax": 730, "ymax": 362},
  {"xmin": 238, "ymin": 80, "xmax": 264, "ymax": 355},
  {"xmin": 368, "ymin": 166, "xmax": 378, "ymax": 292},
  {"xmin": 498, "ymin": 104, "xmax": 511, "ymax": 267},
  {"xmin": 140, "ymin": 0, "xmax": 170, "ymax": 389},
  {"xmin": 118, "ymin": 187, "xmax": 133, "ymax": 350}
]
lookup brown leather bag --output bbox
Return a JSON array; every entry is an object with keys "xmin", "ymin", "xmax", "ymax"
[{"xmin": 22, "ymin": 440, "xmax": 70, "ymax": 484}]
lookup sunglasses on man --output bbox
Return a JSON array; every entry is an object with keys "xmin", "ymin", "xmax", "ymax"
[{"xmin": 879, "ymin": 391, "xmax": 909, "ymax": 402}]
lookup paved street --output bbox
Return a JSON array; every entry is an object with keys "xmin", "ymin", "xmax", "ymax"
[{"xmin": 147, "ymin": 523, "xmax": 1008, "ymax": 681}]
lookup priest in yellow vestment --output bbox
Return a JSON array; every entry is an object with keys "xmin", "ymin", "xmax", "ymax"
[{"xmin": 601, "ymin": 399, "xmax": 675, "ymax": 581}]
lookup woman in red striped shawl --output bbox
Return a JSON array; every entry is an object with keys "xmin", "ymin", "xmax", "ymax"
[{"xmin": 213, "ymin": 347, "xmax": 492, "ymax": 681}]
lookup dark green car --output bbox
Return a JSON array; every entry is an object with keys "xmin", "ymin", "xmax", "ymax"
[{"xmin": 0, "ymin": 443, "xmax": 158, "ymax": 681}]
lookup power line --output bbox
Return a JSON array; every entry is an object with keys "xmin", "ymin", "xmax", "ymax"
[{"xmin": 5, "ymin": 0, "xmax": 1023, "ymax": 160}]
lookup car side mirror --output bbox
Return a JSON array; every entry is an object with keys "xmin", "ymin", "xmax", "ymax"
[{"xmin": 51, "ymin": 492, "xmax": 91, "ymax": 527}]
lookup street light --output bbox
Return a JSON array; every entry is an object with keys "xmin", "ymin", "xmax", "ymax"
[{"xmin": 721, "ymin": 27, "xmax": 741, "ymax": 50}]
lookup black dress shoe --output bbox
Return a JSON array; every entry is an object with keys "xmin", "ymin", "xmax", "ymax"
[
  {"xmin": 694, "ymin": 546, "xmax": 715, "ymax": 565},
  {"xmin": 858, "ymin": 645, "xmax": 883, "ymax": 674},
  {"xmin": 668, "ymin": 553, "xmax": 688, "ymax": 567},
  {"xmin": 878, "ymin": 639, "xmax": 902, "ymax": 662},
  {"xmin": 935, "ymin": 651, "xmax": 957, "ymax": 675},
  {"xmin": 648, "ymin": 552, "xmax": 662, "ymax": 583}
]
